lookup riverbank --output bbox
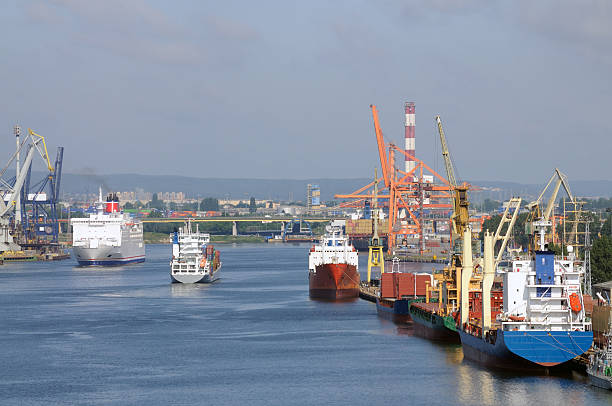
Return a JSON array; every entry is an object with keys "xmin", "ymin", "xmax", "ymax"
[{"xmin": 143, "ymin": 232, "xmax": 266, "ymax": 244}]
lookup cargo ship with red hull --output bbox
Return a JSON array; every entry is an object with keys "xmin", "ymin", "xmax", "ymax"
[{"xmin": 308, "ymin": 225, "xmax": 359, "ymax": 300}]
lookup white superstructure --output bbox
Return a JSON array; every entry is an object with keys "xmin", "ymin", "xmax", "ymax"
[
  {"xmin": 170, "ymin": 219, "xmax": 221, "ymax": 283},
  {"xmin": 497, "ymin": 248, "xmax": 590, "ymax": 333},
  {"xmin": 71, "ymin": 189, "xmax": 144, "ymax": 266},
  {"xmin": 308, "ymin": 225, "xmax": 358, "ymax": 272}
]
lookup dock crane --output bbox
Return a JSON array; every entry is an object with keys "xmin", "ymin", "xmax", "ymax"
[
  {"xmin": 493, "ymin": 197, "xmax": 522, "ymax": 265},
  {"xmin": 367, "ymin": 169, "xmax": 384, "ymax": 283},
  {"xmin": 335, "ymin": 105, "xmax": 454, "ymax": 256},
  {"xmin": 526, "ymin": 168, "xmax": 576, "ymax": 252},
  {"xmin": 434, "ymin": 115, "xmax": 476, "ymax": 328},
  {"xmin": 435, "ymin": 116, "xmax": 469, "ymax": 253},
  {"xmin": 0, "ymin": 129, "xmax": 54, "ymax": 252}
]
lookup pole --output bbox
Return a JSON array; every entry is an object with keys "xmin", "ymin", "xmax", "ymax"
[{"xmin": 14, "ymin": 125, "xmax": 21, "ymax": 225}]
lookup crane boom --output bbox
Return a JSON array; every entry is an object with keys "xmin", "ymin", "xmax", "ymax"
[
  {"xmin": 493, "ymin": 197, "xmax": 522, "ymax": 265},
  {"xmin": 435, "ymin": 115, "xmax": 457, "ymax": 188},
  {"xmin": 542, "ymin": 169, "xmax": 573, "ymax": 221},
  {"xmin": 527, "ymin": 168, "xmax": 578, "ymax": 252},
  {"xmin": 370, "ymin": 105, "xmax": 390, "ymax": 188},
  {"xmin": 434, "ymin": 115, "xmax": 468, "ymax": 240}
]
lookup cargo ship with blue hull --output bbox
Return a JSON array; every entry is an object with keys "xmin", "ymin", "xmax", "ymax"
[
  {"xmin": 375, "ymin": 259, "xmax": 432, "ymax": 325},
  {"xmin": 459, "ymin": 328, "xmax": 593, "ymax": 368},
  {"xmin": 376, "ymin": 298, "xmax": 413, "ymax": 324},
  {"xmin": 459, "ymin": 241, "xmax": 593, "ymax": 369},
  {"xmin": 71, "ymin": 190, "xmax": 144, "ymax": 266}
]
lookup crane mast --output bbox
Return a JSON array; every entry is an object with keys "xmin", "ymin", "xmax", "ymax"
[
  {"xmin": 436, "ymin": 115, "xmax": 457, "ymax": 188},
  {"xmin": 435, "ymin": 115, "xmax": 468, "ymax": 241}
]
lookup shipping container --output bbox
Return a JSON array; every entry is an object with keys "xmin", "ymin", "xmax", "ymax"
[{"xmin": 380, "ymin": 272, "xmax": 432, "ymax": 298}]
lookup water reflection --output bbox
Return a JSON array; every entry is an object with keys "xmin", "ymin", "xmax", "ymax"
[{"xmin": 170, "ymin": 283, "xmax": 212, "ymax": 298}]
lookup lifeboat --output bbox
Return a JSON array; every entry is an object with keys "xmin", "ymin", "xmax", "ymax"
[{"xmin": 569, "ymin": 293, "xmax": 582, "ymax": 312}]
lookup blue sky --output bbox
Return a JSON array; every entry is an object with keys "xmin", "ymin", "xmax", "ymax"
[{"xmin": 1, "ymin": 1, "xmax": 611, "ymax": 183}]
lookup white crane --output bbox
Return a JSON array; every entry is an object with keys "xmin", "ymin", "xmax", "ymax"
[{"xmin": 0, "ymin": 128, "xmax": 53, "ymax": 252}]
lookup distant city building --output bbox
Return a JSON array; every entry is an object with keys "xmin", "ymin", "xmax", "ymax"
[
  {"xmin": 307, "ymin": 184, "xmax": 321, "ymax": 214},
  {"xmin": 219, "ymin": 199, "xmax": 273, "ymax": 207},
  {"xmin": 157, "ymin": 191, "xmax": 185, "ymax": 202}
]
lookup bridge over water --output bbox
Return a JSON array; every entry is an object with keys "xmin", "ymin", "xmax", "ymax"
[{"xmin": 140, "ymin": 217, "xmax": 335, "ymax": 223}]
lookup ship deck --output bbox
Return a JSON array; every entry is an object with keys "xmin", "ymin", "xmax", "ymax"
[{"xmin": 411, "ymin": 302, "xmax": 442, "ymax": 312}]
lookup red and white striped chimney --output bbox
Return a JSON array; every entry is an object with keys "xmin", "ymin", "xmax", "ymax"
[{"xmin": 404, "ymin": 102, "xmax": 415, "ymax": 173}]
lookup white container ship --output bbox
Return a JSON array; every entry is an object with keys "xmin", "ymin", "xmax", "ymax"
[
  {"xmin": 170, "ymin": 219, "xmax": 221, "ymax": 283},
  {"xmin": 71, "ymin": 190, "xmax": 145, "ymax": 266}
]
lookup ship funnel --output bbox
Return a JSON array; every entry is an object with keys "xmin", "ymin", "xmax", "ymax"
[{"xmin": 105, "ymin": 192, "xmax": 120, "ymax": 213}]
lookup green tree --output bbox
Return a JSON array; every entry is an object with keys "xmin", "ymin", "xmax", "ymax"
[
  {"xmin": 148, "ymin": 208, "xmax": 163, "ymax": 218},
  {"xmin": 149, "ymin": 193, "xmax": 165, "ymax": 210},
  {"xmin": 592, "ymin": 236, "xmax": 612, "ymax": 284},
  {"xmin": 482, "ymin": 198, "xmax": 500, "ymax": 212},
  {"xmin": 249, "ymin": 197, "xmax": 256, "ymax": 213},
  {"xmin": 601, "ymin": 214, "xmax": 612, "ymax": 238},
  {"xmin": 200, "ymin": 197, "xmax": 219, "ymax": 211}
]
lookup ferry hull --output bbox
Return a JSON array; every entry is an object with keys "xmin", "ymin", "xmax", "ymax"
[
  {"xmin": 73, "ymin": 246, "xmax": 145, "ymax": 267},
  {"xmin": 409, "ymin": 303, "xmax": 459, "ymax": 342},
  {"xmin": 459, "ymin": 329, "xmax": 594, "ymax": 369},
  {"xmin": 77, "ymin": 257, "xmax": 145, "ymax": 266},
  {"xmin": 309, "ymin": 263, "xmax": 359, "ymax": 299}
]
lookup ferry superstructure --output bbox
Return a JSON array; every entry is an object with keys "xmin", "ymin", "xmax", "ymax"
[
  {"xmin": 170, "ymin": 219, "xmax": 221, "ymax": 283},
  {"xmin": 71, "ymin": 190, "xmax": 145, "ymax": 266},
  {"xmin": 308, "ymin": 225, "xmax": 359, "ymax": 299}
]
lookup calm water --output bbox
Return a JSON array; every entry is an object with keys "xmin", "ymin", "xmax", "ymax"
[{"xmin": 1, "ymin": 244, "xmax": 611, "ymax": 405}]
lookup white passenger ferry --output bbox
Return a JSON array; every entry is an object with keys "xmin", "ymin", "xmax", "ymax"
[{"xmin": 71, "ymin": 189, "xmax": 144, "ymax": 266}]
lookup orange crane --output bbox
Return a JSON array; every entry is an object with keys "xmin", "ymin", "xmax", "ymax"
[{"xmin": 335, "ymin": 105, "xmax": 453, "ymax": 254}]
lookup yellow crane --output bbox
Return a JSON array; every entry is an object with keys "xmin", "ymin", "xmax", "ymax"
[
  {"xmin": 434, "ymin": 115, "xmax": 473, "ymax": 327},
  {"xmin": 435, "ymin": 115, "xmax": 469, "ymax": 248},
  {"xmin": 367, "ymin": 169, "xmax": 384, "ymax": 283}
]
